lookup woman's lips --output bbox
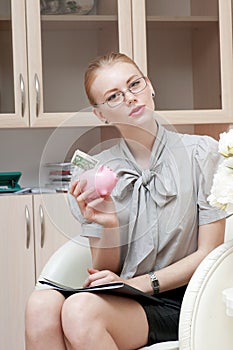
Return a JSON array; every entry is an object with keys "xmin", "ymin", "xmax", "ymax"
[{"xmin": 129, "ymin": 105, "xmax": 145, "ymax": 117}]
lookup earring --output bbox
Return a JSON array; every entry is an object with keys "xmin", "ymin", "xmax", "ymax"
[{"xmin": 152, "ymin": 91, "xmax": 155, "ymax": 98}]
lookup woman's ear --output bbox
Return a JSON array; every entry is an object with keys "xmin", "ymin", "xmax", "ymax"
[
  {"xmin": 92, "ymin": 107, "xmax": 108, "ymax": 124},
  {"xmin": 145, "ymin": 77, "xmax": 155, "ymax": 95}
]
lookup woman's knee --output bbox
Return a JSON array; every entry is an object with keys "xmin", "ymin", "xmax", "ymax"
[
  {"xmin": 25, "ymin": 289, "xmax": 65, "ymax": 338},
  {"xmin": 62, "ymin": 293, "xmax": 104, "ymax": 346}
]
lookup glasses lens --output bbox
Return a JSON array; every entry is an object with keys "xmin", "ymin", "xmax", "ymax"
[
  {"xmin": 130, "ymin": 77, "xmax": 147, "ymax": 94},
  {"xmin": 108, "ymin": 92, "xmax": 124, "ymax": 108},
  {"xmin": 106, "ymin": 77, "xmax": 147, "ymax": 108}
]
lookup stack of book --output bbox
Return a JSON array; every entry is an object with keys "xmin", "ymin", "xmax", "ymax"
[{"xmin": 45, "ymin": 162, "xmax": 74, "ymax": 192}]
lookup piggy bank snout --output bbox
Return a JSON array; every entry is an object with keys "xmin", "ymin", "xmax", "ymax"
[
  {"xmin": 95, "ymin": 166, "xmax": 118, "ymax": 196},
  {"xmin": 79, "ymin": 166, "xmax": 117, "ymax": 199}
]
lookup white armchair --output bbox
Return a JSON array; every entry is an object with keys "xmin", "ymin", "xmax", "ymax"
[{"xmin": 37, "ymin": 217, "xmax": 233, "ymax": 350}]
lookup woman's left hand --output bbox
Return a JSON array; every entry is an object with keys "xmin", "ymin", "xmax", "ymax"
[
  {"xmin": 83, "ymin": 267, "xmax": 125, "ymax": 288},
  {"xmin": 70, "ymin": 179, "xmax": 119, "ymax": 228}
]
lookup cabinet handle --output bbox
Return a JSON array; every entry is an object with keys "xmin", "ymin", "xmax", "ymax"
[
  {"xmin": 25, "ymin": 206, "xmax": 31, "ymax": 249},
  {"xmin": 39, "ymin": 205, "xmax": 45, "ymax": 248},
  {"xmin": 35, "ymin": 73, "xmax": 41, "ymax": 117},
  {"xmin": 20, "ymin": 74, "xmax": 25, "ymax": 117}
]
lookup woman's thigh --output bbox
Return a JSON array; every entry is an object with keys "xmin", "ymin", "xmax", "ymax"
[{"xmin": 62, "ymin": 292, "xmax": 149, "ymax": 350}]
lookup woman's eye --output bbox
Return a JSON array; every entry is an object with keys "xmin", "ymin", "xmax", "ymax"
[
  {"xmin": 130, "ymin": 80, "xmax": 140, "ymax": 88},
  {"xmin": 107, "ymin": 92, "xmax": 121, "ymax": 102}
]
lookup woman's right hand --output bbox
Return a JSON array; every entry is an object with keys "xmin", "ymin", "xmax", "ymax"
[{"xmin": 69, "ymin": 179, "xmax": 119, "ymax": 228}]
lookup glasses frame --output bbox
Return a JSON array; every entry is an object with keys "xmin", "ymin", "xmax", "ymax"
[{"xmin": 93, "ymin": 76, "xmax": 148, "ymax": 108}]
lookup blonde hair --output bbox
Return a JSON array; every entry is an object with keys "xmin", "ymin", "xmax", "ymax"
[{"xmin": 84, "ymin": 52, "xmax": 144, "ymax": 106}]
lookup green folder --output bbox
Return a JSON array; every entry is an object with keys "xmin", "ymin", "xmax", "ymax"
[{"xmin": 0, "ymin": 172, "xmax": 22, "ymax": 193}]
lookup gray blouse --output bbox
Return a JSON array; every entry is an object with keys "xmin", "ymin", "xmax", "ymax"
[{"xmin": 68, "ymin": 123, "xmax": 226, "ymax": 279}]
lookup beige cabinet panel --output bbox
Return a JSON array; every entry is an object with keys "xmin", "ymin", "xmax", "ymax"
[
  {"xmin": 0, "ymin": 195, "xmax": 35, "ymax": 350},
  {"xmin": 33, "ymin": 193, "xmax": 80, "ymax": 278}
]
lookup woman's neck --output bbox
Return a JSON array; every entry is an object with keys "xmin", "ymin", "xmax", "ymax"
[{"xmin": 117, "ymin": 121, "xmax": 158, "ymax": 169}]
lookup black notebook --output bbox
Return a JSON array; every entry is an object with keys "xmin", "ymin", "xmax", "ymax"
[{"xmin": 39, "ymin": 278, "xmax": 164, "ymax": 305}]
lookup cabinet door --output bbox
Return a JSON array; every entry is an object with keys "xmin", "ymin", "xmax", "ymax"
[
  {"xmin": 26, "ymin": 0, "xmax": 132, "ymax": 127},
  {"xmin": 0, "ymin": 0, "xmax": 29, "ymax": 127},
  {"xmin": 0, "ymin": 195, "xmax": 35, "ymax": 350},
  {"xmin": 33, "ymin": 193, "xmax": 83, "ymax": 279},
  {"xmin": 132, "ymin": 0, "xmax": 233, "ymax": 125}
]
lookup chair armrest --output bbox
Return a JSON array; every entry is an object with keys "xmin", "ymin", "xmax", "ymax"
[{"xmin": 179, "ymin": 239, "xmax": 233, "ymax": 350}]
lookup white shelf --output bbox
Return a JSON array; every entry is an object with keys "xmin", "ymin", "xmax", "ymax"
[
  {"xmin": 147, "ymin": 15, "xmax": 218, "ymax": 22},
  {"xmin": 41, "ymin": 14, "xmax": 118, "ymax": 21},
  {"xmin": 146, "ymin": 16, "xmax": 218, "ymax": 29}
]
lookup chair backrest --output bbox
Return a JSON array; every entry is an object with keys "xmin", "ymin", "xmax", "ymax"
[
  {"xmin": 37, "ymin": 238, "xmax": 92, "ymax": 289},
  {"xmin": 224, "ymin": 214, "xmax": 233, "ymax": 241},
  {"xmin": 179, "ymin": 239, "xmax": 233, "ymax": 350}
]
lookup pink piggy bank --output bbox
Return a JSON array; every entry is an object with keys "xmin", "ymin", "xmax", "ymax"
[{"xmin": 79, "ymin": 165, "xmax": 118, "ymax": 200}]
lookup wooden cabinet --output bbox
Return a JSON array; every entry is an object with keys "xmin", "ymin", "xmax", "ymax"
[
  {"xmin": 27, "ymin": 0, "xmax": 132, "ymax": 127},
  {"xmin": 0, "ymin": 0, "xmax": 29, "ymax": 126},
  {"xmin": 0, "ymin": 0, "xmax": 232, "ymax": 129},
  {"xmin": 0, "ymin": 195, "xmax": 34, "ymax": 349},
  {"xmin": 132, "ymin": 0, "xmax": 233, "ymax": 126},
  {"xmin": 0, "ymin": 193, "xmax": 80, "ymax": 350},
  {"xmin": 0, "ymin": 0, "xmax": 132, "ymax": 127}
]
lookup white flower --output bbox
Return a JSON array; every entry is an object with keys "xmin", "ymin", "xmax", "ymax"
[
  {"xmin": 208, "ymin": 129, "xmax": 233, "ymax": 214},
  {"xmin": 219, "ymin": 129, "xmax": 233, "ymax": 157}
]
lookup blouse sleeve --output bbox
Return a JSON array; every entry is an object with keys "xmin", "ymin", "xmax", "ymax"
[{"xmin": 195, "ymin": 135, "xmax": 227, "ymax": 225}]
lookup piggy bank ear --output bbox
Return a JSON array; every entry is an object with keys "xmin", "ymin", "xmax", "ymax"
[{"xmin": 98, "ymin": 165, "xmax": 105, "ymax": 173}]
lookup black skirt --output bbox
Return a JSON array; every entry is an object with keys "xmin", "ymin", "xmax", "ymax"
[
  {"xmin": 57, "ymin": 284, "xmax": 186, "ymax": 346},
  {"xmin": 137, "ymin": 285, "xmax": 187, "ymax": 345}
]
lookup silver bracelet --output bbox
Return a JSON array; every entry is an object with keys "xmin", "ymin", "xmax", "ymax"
[{"xmin": 148, "ymin": 271, "xmax": 160, "ymax": 294}]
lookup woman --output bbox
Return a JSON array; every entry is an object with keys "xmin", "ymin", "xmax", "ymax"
[{"xmin": 25, "ymin": 52, "xmax": 226, "ymax": 349}]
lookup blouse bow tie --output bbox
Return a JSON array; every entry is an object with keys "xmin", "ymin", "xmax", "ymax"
[
  {"xmin": 114, "ymin": 133, "xmax": 177, "ymax": 278},
  {"xmin": 116, "ymin": 165, "xmax": 177, "ymax": 208}
]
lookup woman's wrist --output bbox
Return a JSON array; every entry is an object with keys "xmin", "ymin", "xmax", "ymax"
[
  {"xmin": 148, "ymin": 272, "xmax": 160, "ymax": 294},
  {"xmin": 127, "ymin": 274, "xmax": 154, "ymax": 294}
]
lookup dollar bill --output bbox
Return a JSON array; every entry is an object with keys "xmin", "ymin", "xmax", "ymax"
[{"xmin": 71, "ymin": 149, "xmax": 99, "ymax": 170}]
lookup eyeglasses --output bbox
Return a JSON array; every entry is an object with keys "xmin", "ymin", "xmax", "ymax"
[{"xmin": 94, "ymin": 76, "xmax": 147, "ymax": 108}]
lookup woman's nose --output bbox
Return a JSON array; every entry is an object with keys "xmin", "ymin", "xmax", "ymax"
[{"xmin": 124, "ymin": 90, "xmax": 137, "ymax": 105}]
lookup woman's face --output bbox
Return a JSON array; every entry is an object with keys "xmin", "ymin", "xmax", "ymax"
[{"xmin": 91, "ymin": 62, "xmax": 155, "ymax": 128}]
